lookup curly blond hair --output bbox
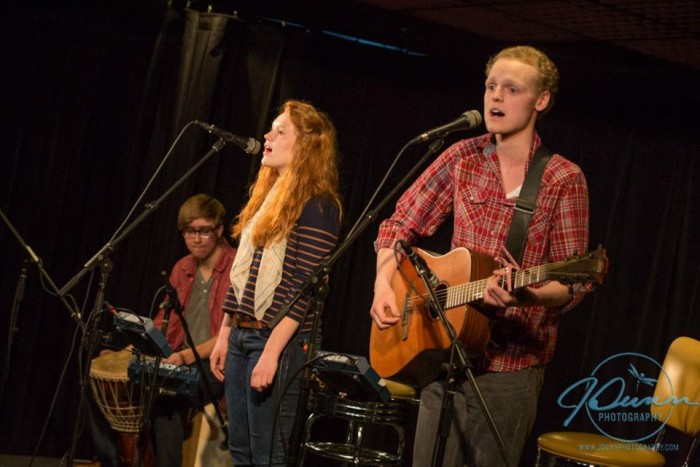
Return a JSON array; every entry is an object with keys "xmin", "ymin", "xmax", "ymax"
[{"xmin": 485, "ymin": 45, "xmax": 560, "ymax": 116}]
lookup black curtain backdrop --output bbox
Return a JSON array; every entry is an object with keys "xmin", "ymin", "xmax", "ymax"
[{"xmin": 1, "ymin": 1, "xmax": 699, "ymax": 465}]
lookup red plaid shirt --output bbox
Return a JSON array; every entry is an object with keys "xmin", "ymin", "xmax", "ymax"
[{"xmin": 376, "ymin": 133, "xmax": 590, "ymax": 372}]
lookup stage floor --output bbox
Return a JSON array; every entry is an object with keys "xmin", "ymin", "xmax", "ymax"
[{"xmin": 0, "ymin": 455, "xmax": 98, "ymax": 467}]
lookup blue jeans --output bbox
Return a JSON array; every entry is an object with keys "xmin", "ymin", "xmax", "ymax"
[
  {"xmin": 412, "ymin": 366, "xmax": 544, "ymax": 467},
  {"xmin": 224, "ymin": 326, "xmax": 308, "ymax": 467}
]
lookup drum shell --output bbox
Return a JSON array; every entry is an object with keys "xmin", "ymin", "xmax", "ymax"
[{"xmin": 90, "ymin": 349, "xmax": 143, "ymax": 433}]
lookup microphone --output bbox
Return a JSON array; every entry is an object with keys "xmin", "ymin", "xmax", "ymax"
[
  {"xmin": 195, "ymin": 121, "xmax": 262, "ymax": 155},
  {"xmin": 409, "ymin": 110, "xmax": 483, "ymax": 144},
  {"xmin": 399, "ymin": 240, "xmax": 438, "ymax": 287}
]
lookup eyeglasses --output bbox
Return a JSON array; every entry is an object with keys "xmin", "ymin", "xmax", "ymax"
[{"xmin": 181, "ymin": 226, "xmax": 218, "ymax": 239}]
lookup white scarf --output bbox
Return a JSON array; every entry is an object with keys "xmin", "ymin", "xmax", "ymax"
[{"xmin": 229, "ymin": 183, "xmax": 287, "ymax": 320}]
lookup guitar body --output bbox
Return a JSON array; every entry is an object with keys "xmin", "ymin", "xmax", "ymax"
[
  {"xmin": 369, "ymin": 245, "xmax": 609, "ymax": 389},
  {"xmin": 369, "ymin": 247, "xmax": 496, "ymax": 388}
]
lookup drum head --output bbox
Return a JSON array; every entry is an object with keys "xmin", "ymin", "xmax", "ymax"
[{"xmin": 90, "ymin": 349, "xmax": 133, "ymax": 380}]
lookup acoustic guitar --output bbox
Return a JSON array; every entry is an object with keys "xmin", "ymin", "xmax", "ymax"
[{"xmin": 369, "ymin": 246, "xmax": 608, "ymax": 388}]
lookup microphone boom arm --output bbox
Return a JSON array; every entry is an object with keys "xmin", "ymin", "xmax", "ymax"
[
  {"xmin": 268, "ymin": 138, "xmax": 447, "ymax": 329},
  {"xmin": 59, "ymin": 139, "xmax": 228, "ymax": 296}
]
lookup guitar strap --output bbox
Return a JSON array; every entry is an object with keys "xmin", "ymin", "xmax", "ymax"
[{"xmin": 503, "ymin": 144, "xmax": 553, "ymax": 264}]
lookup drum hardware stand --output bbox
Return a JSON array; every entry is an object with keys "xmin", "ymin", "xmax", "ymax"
[
  {"xmin": 404, "ymin": 247, "xmax": 510, "ymax": 467},
  {"xmin": 58, "ymin": 134, "xmax": 232, "ymax": 466}
]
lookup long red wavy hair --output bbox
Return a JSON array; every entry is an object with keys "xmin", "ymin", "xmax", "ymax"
[{"xmin": 231, "ymin": 99, "xmax": 342, "ymax": 246}]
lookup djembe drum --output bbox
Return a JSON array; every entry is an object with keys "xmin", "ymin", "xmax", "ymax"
[{"xmin": 89, "ymin": 349, "xmax": 153, "ymax": 466}]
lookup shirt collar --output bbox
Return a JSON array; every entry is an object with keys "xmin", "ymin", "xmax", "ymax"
[{"xmin": 483, "ymin": 132, "xmax": 543, "ymax": 165}]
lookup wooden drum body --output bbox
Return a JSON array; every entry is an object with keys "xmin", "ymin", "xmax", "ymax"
[
  {"xmin": 90, "ymin": 349, "xmax": 143, "ymax": 433},
  {"xmin": 89, "ymin": 349, "xmax": 152, "ymax": 466}
]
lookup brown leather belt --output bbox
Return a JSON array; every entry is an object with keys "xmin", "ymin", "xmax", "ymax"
[{"xmin": 232, "ymin": 313, "xmax": 267, "ymax": 330}]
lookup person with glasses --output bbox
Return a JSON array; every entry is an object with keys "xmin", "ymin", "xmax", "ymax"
[
  {"xmin": 209, "ymin": 99, "xmax": 342, "ymax": 467},
  {"xmin": 150, "ymin": 193, "xmax": 237, "ymax": 466}
]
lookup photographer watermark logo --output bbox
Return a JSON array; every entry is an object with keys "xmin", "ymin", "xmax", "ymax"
[{"xmin": 557, "ymin": 351, "xmax": 699, "ymax": 443}]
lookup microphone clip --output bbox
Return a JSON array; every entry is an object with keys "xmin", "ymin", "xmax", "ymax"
[{"xmin": 400, "ymin": 240, "xmax": 439, "ymax": 288}]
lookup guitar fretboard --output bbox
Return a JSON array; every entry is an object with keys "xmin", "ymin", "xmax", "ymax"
[
  {"xmin": 445, "ymin": 266, "xmax": 551, "ymax": 308},
  {"xmin": 405, "ymin": 248, "xmax": 606, "ymax": 311}
]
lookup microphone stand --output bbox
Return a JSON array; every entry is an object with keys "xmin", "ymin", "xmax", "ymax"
[
  {"xmin": 279, "ymin": 139, "xmax": 446, "ymax": 466},
  {"xmin": 63, "ymin": 138, "xmax": 229, "ymax": 467},
  {"xmin": 0, "ymin": 208, "xmax": 86, "ymax": 460},
  {"xmin": 68, "ymin": 256, "xmax": 113, "ymax": 466},
  {"xmin": 282, "ymin": 285, "xmax": 326, "ymax": 467},
  {"xmin": 0, "ymin": 258, "xmax": 28, "ymax": 404},
  {"xmin": 132, "ymin": 290, "xmax": 176, "ymax": 467},
  {"xmin": 278, "ymin": 135, "xmax": 507, "ymax": 467},
  {"xmin": 58, "ymin": 139, "xmax": 227, "ymax": 298},
  {"xmin": 407, "ymin": 253, "xmax": 509, "ymax": 467},
  {"xmin": 0, "ymin": 208, "xmax": 83, "ymax": 324},
  {"xmin": 170, "ymin": 297, "xmax": 229, "ymax": 450}
]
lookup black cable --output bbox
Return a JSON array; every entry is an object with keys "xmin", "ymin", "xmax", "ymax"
[
  {"xmin": 345, "ymin": 140, "xmax": 413, "ymax": 239},
  {"xmin": 27, "ymin": 269, "xmax": 94, "ymax": 466},
  {"xmin": 108, "ymin": 122, "xmax": 197, "ymax": 244},
  {"xmin": 29, "ymin": 323, "xmax": 81, "ymax": 467},
  {"xmin": 267, "ymin": 352, "xmax": 327, "ymax": 467},
  {"xmin": 393, "ymin": 239, "xmax": 435, "ymax": 307}
]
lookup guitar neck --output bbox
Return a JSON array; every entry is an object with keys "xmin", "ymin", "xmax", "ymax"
[{"xmin": 446, "ymin": 264, "xmax": 552, "ymax": 308}]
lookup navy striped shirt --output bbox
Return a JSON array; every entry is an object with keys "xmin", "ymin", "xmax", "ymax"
[{"xmin": 223, "ymin": 196, "xmax": 340, "ymax": 333}]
